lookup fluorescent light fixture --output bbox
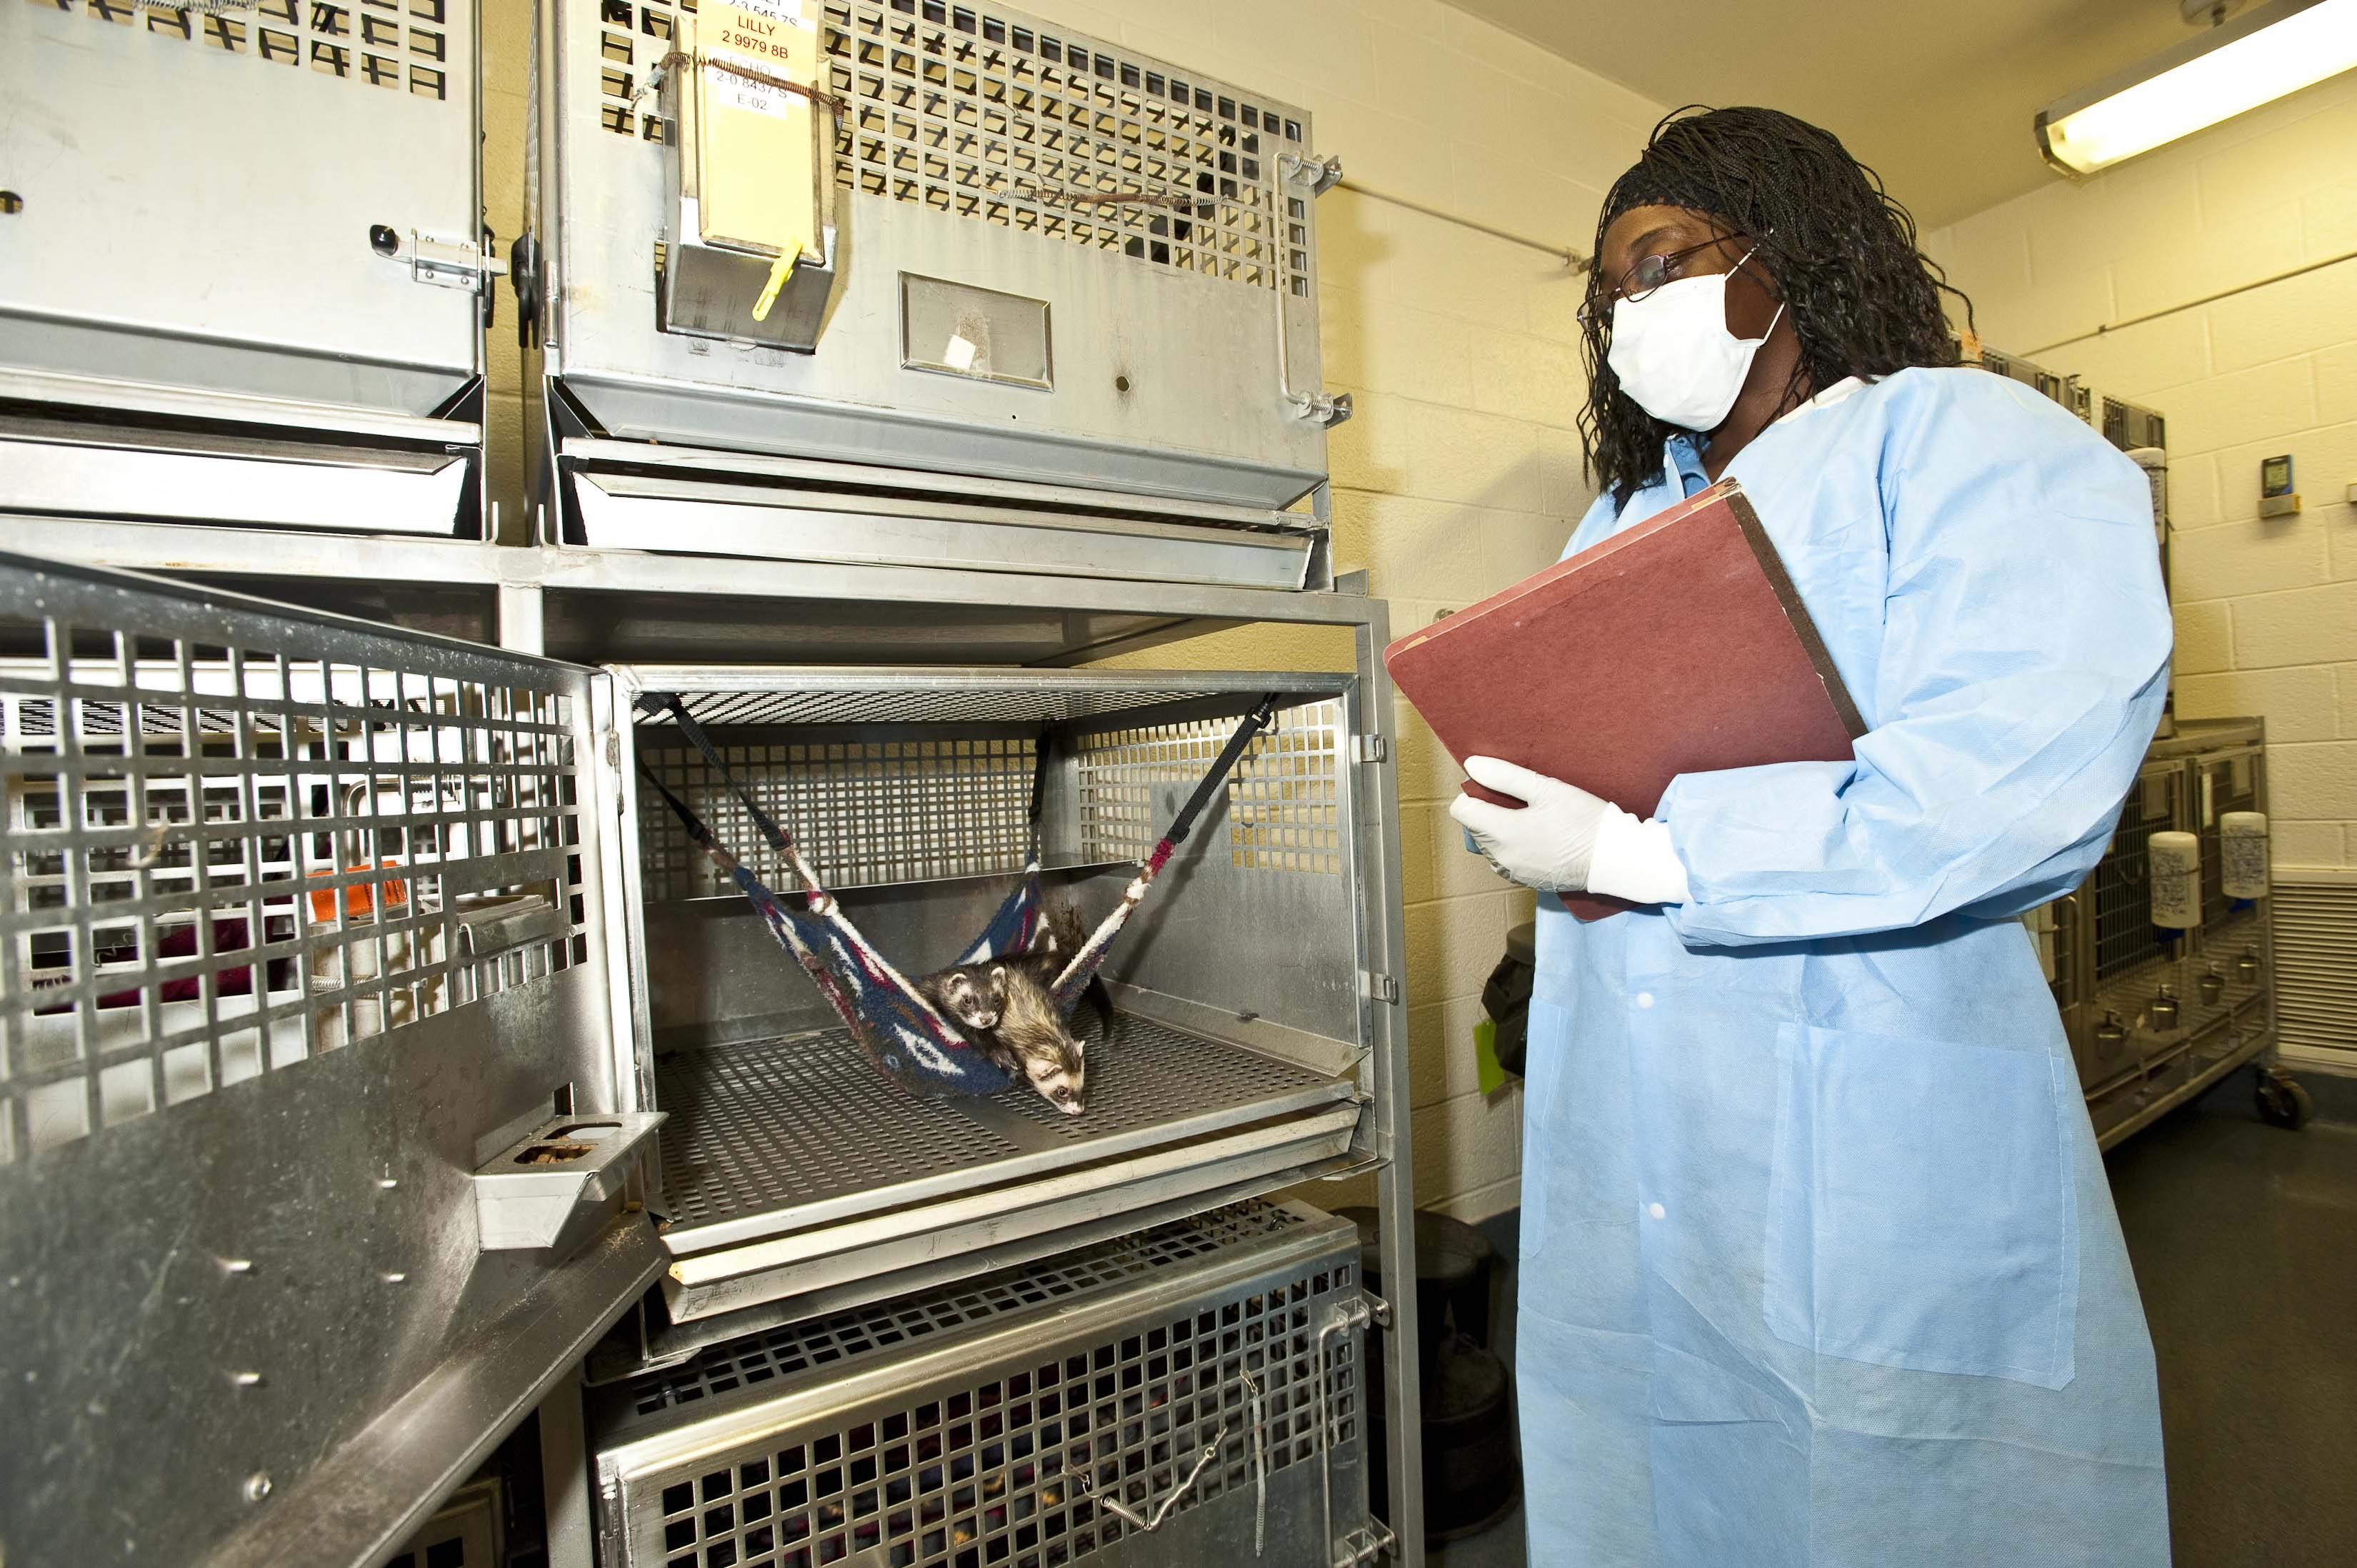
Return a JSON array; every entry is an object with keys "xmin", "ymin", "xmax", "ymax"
[{"xmin": 2037, "ymin": 0, "xmax": 2357, "ymax": 175}]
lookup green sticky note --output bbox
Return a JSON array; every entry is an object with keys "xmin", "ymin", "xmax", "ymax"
[{"xmin": 1473, "ymin": 1017, "xmax": 1506, "ymax": 1096}]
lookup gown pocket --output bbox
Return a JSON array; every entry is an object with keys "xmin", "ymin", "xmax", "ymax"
[{"xmin": 1762, "ymin": 1022, "xmax": 2078, "ymax": 1389}]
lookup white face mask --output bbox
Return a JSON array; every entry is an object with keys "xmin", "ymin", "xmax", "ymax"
[{"xmin": 1605, "ymin": 245, "xmax": 1785, "ymax": 432}]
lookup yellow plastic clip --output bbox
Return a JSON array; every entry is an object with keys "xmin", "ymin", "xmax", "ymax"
[{"xmin": 751, "ymin": 240, "xmax": 802, "ymax": 323}]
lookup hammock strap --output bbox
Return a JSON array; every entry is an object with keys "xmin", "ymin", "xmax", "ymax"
[
  {"xmin": 1165, "ymin": 694, "xmax": 1278, "ymax": 847},
  {"xmin": 634, "ymin": 762, "xmax": 869, "ymax": 1040},
  {"xmin": 1050, "ymin": 693, "xmax": 1280, "ymax": 1007},
  {"xmin": 657, "ymin": 695, "xmax": 839, "ymax": 913}
]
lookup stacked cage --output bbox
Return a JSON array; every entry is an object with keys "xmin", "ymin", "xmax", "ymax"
[
  {"xmin": 0, "ymin": 0, "xmax": 497, "ymax": 539},
  {"xmin": 589, "ymin": 1202, "xmax": 1373, "ymax": 1568},
  {"xmin": 1, "ymin": 2, "xmax": 1413, "ymax": 1564},
  {"xmin": 602, "ymin": 670, "xmax": 1396, "ymax": 1335},
  {"xmin": 532, "ymin": 2, "xmax": 1408, "ymax": 1561},
  {"xmin": 2040, "ymin": 719, "xmax": 2279, "ymax": 1147},
  {"xmin": 540, "ymin": 0, "xmax": 1348, "ymax": 583}
]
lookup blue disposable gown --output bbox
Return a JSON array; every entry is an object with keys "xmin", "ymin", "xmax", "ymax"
[{"xmin": 1516, "ymin": 367, "xmax": 2172, "ymax": 1566}]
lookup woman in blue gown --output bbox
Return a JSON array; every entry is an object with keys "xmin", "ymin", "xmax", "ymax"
[{"xmin": 1449, "ymin": 107, "xmax": 2173, "ymax": 1567}]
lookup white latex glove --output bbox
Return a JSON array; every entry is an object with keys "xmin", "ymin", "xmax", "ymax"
[{"xmin": 1447, "ymin": 756, "xmax": 1692, "ymax": 904}]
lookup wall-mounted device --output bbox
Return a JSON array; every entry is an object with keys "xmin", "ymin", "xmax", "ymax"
[{"xmin": 2260, "ymin": 453, "xmax": 2301, "ymax": 517}]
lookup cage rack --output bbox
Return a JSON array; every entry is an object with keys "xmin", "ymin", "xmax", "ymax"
[
  {"xmin": 0, "ymin": 0, "xmax": 497, "ymax": 540},
  {"xmin": 587, "ymin": 1200, "xmax": 1380, "ymax": 1568},
  {"xmin": 534, "ymin": 0, "xmax": 1350, "ymax": 580},
  {"xmin": 0, "ymin": 549, "xmax": 1423, "ymax": 1568},
  {"xmin": 2038, "ymin": 718, "xmax": 2276, "ymax": 1147}
]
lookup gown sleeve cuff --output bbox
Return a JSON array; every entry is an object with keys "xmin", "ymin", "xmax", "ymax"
[{"xmin": 1588, "ymin": 806, "xmax": 1692, "ymax": 906}]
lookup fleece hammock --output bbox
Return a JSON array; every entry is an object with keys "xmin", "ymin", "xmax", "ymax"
[{"xmin": 638, "ymin": 693, "xmax": 1280, "ymax": 1096}]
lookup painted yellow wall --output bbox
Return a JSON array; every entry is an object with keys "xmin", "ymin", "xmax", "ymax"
[
  {"xmin": 1923, "ymin": 74, "xmax": 2357, "ymax": 870},
  {"xmin": 474, "ymin": 0, "xmax": 1665, "ymax": 1218}
]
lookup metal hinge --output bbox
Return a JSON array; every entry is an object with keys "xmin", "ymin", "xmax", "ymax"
[
  {"xmin": 371, "ymin": 226, "xmax": 511, "ymax": 292},
  {"xmin": 1288, "ymin": 388, "xmax": 1353, "ymax": 426},
  {"xmin": 1281, "ymin": 151, "xmax": 1346, "ymax": 196},
  {"xmin": 1349, "ymin": 733, "xmax": 1388, "ymax": 764},
  {"xmin": 1358, "ymin": 970, "xmax": 1399, "ymax": 1005}
]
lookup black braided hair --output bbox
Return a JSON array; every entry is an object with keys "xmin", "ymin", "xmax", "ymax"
[{"xmin": 1581, "ymin": 105, "xmax": 1975, "ymax": 510}]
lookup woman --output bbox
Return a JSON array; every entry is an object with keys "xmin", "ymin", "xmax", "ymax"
[{"xmin": 1450, "ymin": 108, "xmax": 2172, "ymax": 1566}]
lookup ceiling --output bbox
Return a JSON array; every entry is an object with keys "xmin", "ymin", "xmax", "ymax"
[{"xmin": 1446, "ymin": 0, "xmax": 2202, "ymax": 228}]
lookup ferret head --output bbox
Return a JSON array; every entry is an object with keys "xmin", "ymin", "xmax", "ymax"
[
  {"xmin": 1025, "ymin": 1045, "xmax": 1087, "ymax": 1115},
  {"xmin": 935, "ymin": 968, "xmax": 999, "ymax": 1030}
]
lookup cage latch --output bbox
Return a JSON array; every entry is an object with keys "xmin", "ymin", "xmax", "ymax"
[
  {"xmin": 372, "ymin": 227, "xmax": 511, "ymax": 294},
  {"xmin": 1316, "ymin": 1292, "xmax": 1386, "ymax": 1568},
  {"xmin": 1358, "ymin": 970, "xmax": 1400, "ymax": 1005},
  {"xmin": 1289, "ymin": 388, "xmax": 1355, "ymax": 426},
  {"xmin": 1281, "ymin": 151, "xmax": 1346, "ymax": 197},
  {"xmin": 1349, "ymin": 733, "xmax": 1389, "ymax": 765},
  {"xmin": 472, "ymin": 1111, "xmax": 666, "ymax": 1251}
]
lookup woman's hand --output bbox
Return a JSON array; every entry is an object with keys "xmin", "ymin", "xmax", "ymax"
[
  {"xmin": 1449, "ymin": 756, "xmax": 1691, "ymax": 904},
  {"xmin": 1448, "ymin": 756, "xmax": 1610, "ymax": 893}
]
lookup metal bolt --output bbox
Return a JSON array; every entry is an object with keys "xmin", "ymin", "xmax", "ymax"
[
  {"xmin": 244, "ymin": 1474, "xmax": 272, "ymax": 1503},
  {"xmin": 220, "ymin": 1258, "xmax": 254, "ymax": 1276}
]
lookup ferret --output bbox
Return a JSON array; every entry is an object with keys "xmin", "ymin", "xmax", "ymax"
[
  {"xmin": 913, "ymin": 903, "xmax": 1111, "ymax": 1115},
  {"xmin": 915, "ymin": 958, "xmax": 1089, "ymax": 1114}
]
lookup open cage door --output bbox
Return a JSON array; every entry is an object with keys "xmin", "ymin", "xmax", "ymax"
[{"xmin": 0, "ymin": 551, "xmax": 660, "ymax": 1568}]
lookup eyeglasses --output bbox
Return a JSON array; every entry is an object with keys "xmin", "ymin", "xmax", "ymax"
[{"xmin": 1577, "ymin": 236, "xmax": 1746, "ymax": 331}]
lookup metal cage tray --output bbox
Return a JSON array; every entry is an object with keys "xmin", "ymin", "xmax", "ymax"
[{"xmin": 652, "ymin": 1010, "xmax": 1361, "ymax": 1315}]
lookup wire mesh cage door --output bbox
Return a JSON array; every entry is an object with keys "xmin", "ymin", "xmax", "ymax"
[
  {"xmin": 0, "ymin": 551, "xmax": 649, "ymax": 1568},
  {"xmin": 552, "ymin": 0, "xmax": 1335, "ymax": 504},
  {"xmin": 592, "ymin": 1201, "xmax": 1375, "ymax": 1568}
]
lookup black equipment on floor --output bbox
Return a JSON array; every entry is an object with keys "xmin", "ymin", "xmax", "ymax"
[{"xmin": 1341, "ymin": 1207, "xmax": 1521, "ymax": 1543}]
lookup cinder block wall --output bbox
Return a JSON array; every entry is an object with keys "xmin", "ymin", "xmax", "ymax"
[
  {"xmin": 474, "ymin": 0, "xmax": 1665, "ymax": 1219},
  {"xmin": 1922, "ymin": 73, "xmax": 2357, "ymax": 869}
]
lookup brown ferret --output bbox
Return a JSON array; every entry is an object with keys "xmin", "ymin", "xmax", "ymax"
[{"xmin": 911, "ymin": 903, "xmax": 1111, "ymax": 1115}]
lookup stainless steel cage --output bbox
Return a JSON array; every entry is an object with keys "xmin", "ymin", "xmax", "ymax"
[
  {"xmin": 589, "ymin": 1200, "xmax": 1378, "ymax": 1568},
  {"xmin": 0, "ymin": 0, "xmax": 494, "ymax": 538},
  {"xmin": 538, "ymin": 0, "xmax": 1346, "ymax": 577},
  {"xmin": 2052, "ymin": 718, "xmax": 2277, "ymax": 1148},
  {"xmin": 1, "ymin": 553, "xmax": 1423, "ymax": 1565},
  {"xmin": 604, "ymin": 668, "xmax": 1398, "ymax": 1325}
]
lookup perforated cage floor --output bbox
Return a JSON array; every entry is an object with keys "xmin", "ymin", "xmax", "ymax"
[{"xmin": 653, "ymin": 1013, "xmax": 1351, "ymax": 1254}]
